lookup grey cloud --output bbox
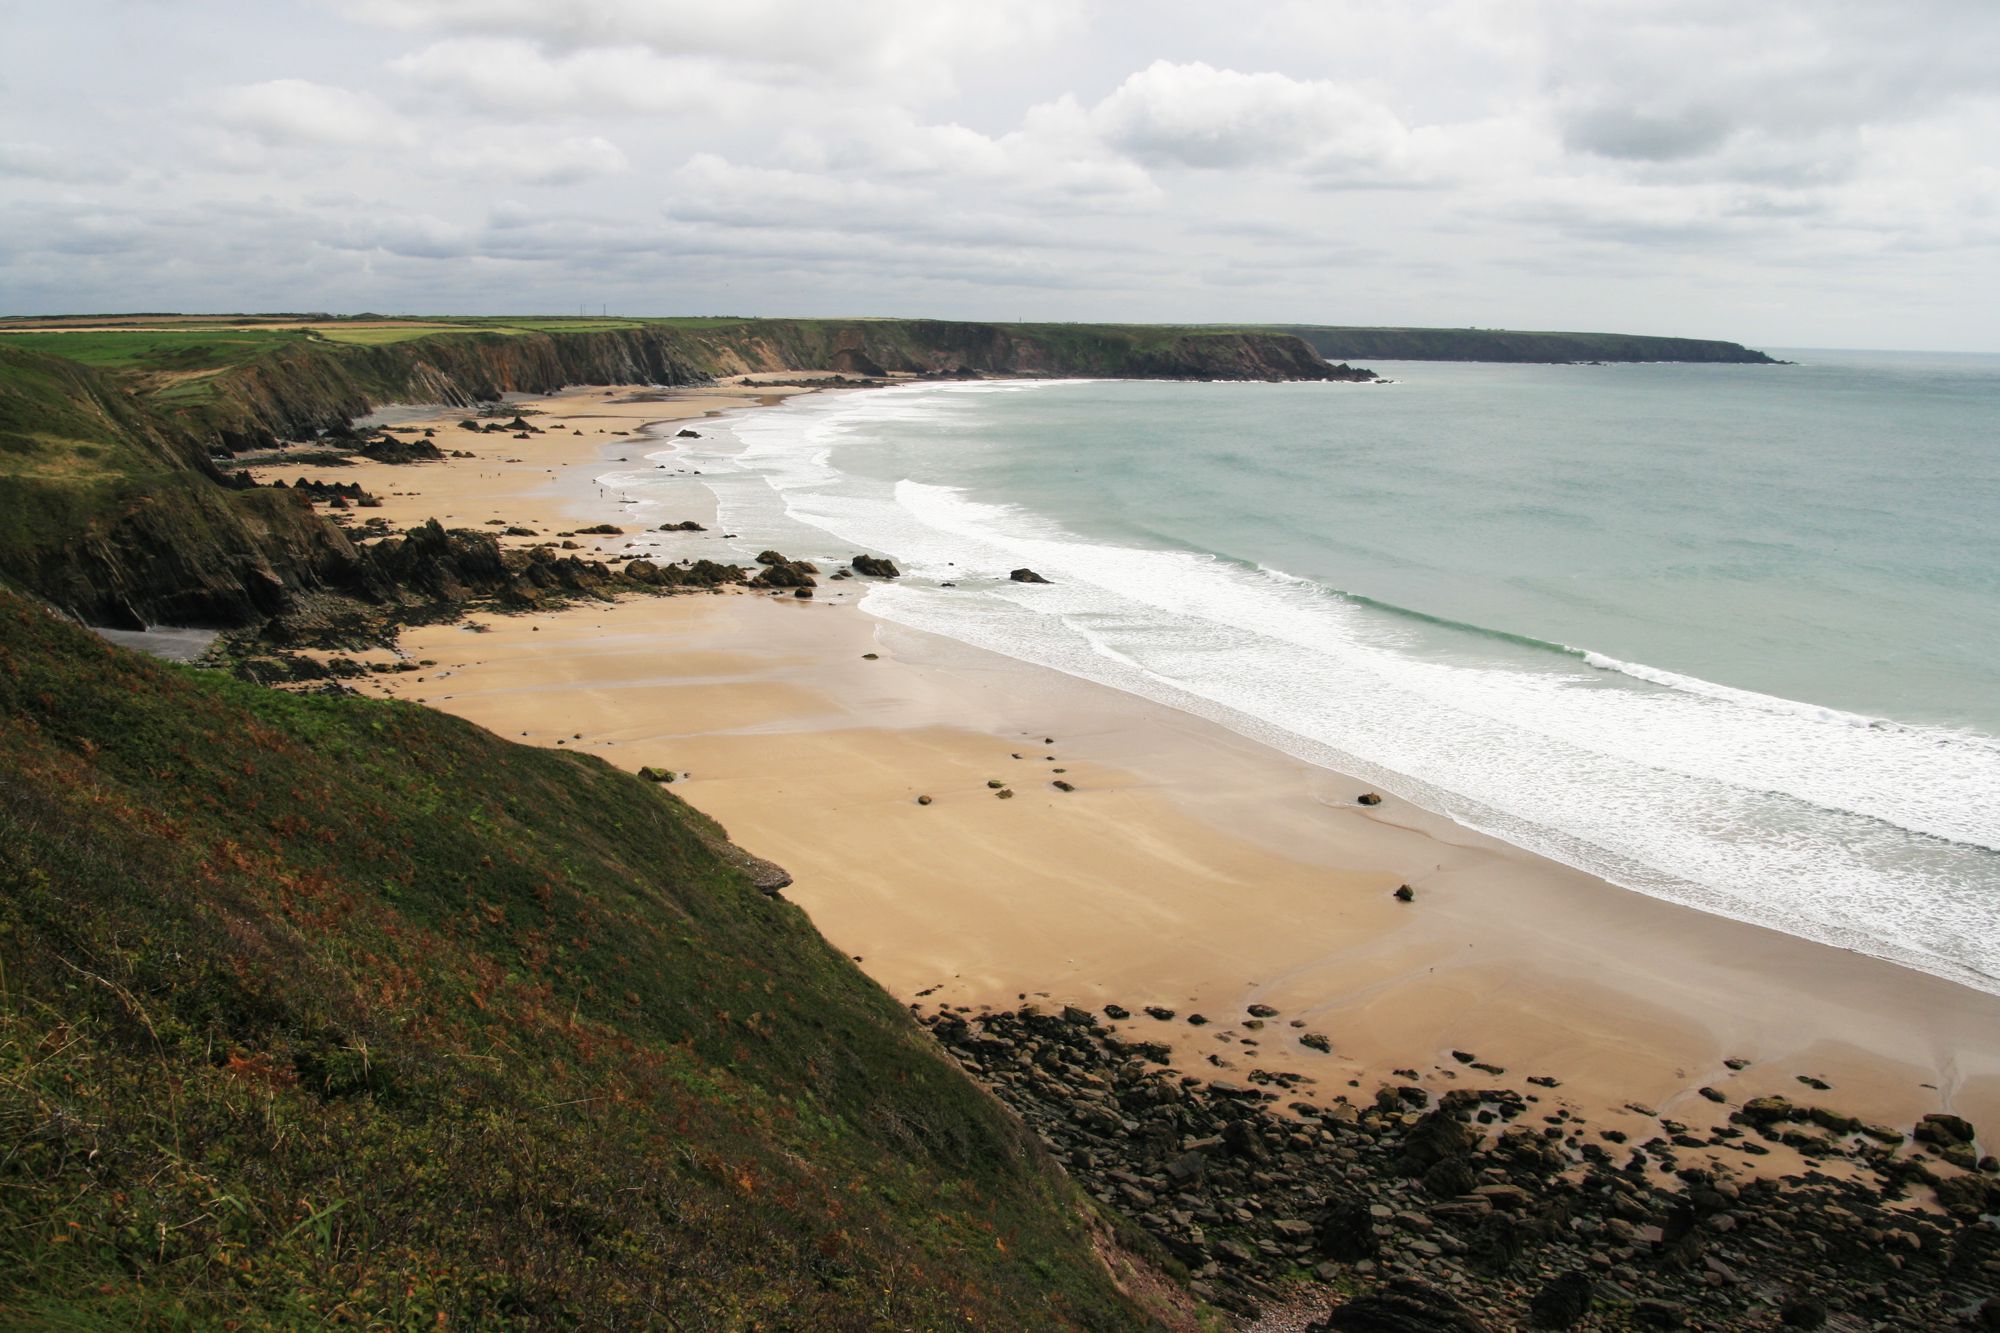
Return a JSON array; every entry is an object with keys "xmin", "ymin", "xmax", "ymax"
[
  {"xmin": 1561, "ymin": 105, "xmax": 1732, "ymax": 163},
  {"xmin": 0, "ymin": 0, "xmax": 1994, "ymax": 348}
]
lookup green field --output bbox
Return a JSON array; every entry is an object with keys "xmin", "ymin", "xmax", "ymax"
[{"xmin": 0, "ymin": 327, "xmax": 309, "ymax": 369}]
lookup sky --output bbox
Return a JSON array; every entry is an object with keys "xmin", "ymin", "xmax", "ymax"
[{"xmin": 3, "ymin": 0, "xmax": 1997, "ymax": 350}]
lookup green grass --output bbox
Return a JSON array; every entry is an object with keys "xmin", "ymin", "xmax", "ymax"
[
  {"xmin": 309, "ymin": 325, "xmax": 477, "ymax": 346},
  {"xmin": 0, "ymin": 329, "xmax": 308, "ymax": 371},
  {"xmin": 0, "ymin": 595, "xmax": 1160, "ymax": 1329}
]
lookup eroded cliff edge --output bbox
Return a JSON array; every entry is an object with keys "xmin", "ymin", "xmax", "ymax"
[{"xmin": 0, "ymin": 321, "xmax": 1357, "ymax": 627}]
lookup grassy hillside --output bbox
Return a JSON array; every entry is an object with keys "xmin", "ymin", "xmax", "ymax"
[{"xmin": 0, "ymin": 594, "xmax": 1169, "ymax": 1329}]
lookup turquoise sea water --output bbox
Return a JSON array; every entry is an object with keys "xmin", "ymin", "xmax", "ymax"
[{"xmin": 609, "ymin": 351, "xmax": 2000, "ymax": 992}]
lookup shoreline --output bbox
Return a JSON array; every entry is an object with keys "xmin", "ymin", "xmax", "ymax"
[{"xmin": 249, "ymin": 379, "xmax": 2000, "ymax": 1164}]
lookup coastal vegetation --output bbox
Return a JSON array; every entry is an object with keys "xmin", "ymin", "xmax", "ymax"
[{"xmin": 0, "ymin": 591, "xmax": 1172, "ymax": 1328}]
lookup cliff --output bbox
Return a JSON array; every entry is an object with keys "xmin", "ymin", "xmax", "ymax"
[
  {"xmin": 1275, "ymin": 325, "xmax": 1778, "ymax": 364},
  {"xmin": 0, "ymin": 345, "xmax": 360, "ymax": 627},
  {"xmin": 185, "ymin": 320, "xmax": 1356, "ymax": 453},
  {"xmin": 0, "ymin": 319, "xmax": 1351, "ymax": 627}
]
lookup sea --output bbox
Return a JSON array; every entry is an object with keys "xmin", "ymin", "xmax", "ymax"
[{"xmin": 600, "ymin": 351, "xmax": 2000, "ymax": 994}]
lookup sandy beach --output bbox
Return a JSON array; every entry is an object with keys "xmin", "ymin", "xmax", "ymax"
[{"xmin": 256, "ymin": 380, "xmax": 2000, "ymax": 1173}]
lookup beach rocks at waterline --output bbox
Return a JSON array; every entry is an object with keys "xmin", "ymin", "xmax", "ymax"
[
  {"xmin": 1009, "ymin": 567, "xmax": 1052, "ymax": 583},
  {"xmin": 850, "ymin": 554, "xmax": 900, "ymax": 578},
  {"xmin": 1358, "ymin": 791, "xmax": 1384, "ymax": 806},
  {"xmin": 750, "ymin": 552, "xmax": 818, "ymax": 589},
  {"xmin": 920, "ymin": 1004, "xmax": 1996, "ymax": 1328}
]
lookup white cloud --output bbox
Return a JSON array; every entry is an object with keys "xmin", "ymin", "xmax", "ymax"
[
  {"xmin": 212, "ymin": 78, "xmax": 410, "ymax": 147},
  {"xmin": 437, "ymin": 135, "xmax": 630, "ymax": 185},
  {"xmin": 0, "ymin": 141, "xmax": 114, "ymax": 183},
  {"xmin": 346, "ymin": 0, "xmax": 1078, "ymax": 99},
  {"xmin": 1085, "ymin": 61, "xmax": 1412, "ymax": 178},
  {"xmin": 390, "ymin": 37, "xmax": 759, "ymax": 117}
]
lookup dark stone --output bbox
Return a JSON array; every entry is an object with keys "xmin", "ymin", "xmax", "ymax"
[
  {"xmin": 1777, "ymin": 1297, "xmax": 1827, "ymax": 1328},
  {"xmin": 1393, "ymin": 884, "xmax": 1414, "ymax": 902},
  {"xmin": 1422, "ymin": 1154, "xmax": 1478, "ymax": 1199},
  {"xmin": 1399, "ymin": 1109, "xmax": 1479, "ymax": 1174},
  {"xmin": 1314, "ymin": 1198, "xmax": 1377, "ymax": 1261},
  {"xmin": 1916, "ymin": 1112, "xmax": 1977, "ymax": 1146},
  {"xmin": 1527, "ymin": 1272, "xmax": 1592, "ymax": 1328},
  {"xmin": 1466, "ymin": 1211, "xmax": 1528, "ymax": 1276},
  {"xmin": 676, "ymin": 428, "xmax": 700, "ymax": 438},
  {"xmin": 1357, "ymin": 792, "xmax": 1383, "ymax": 806},
  {"xmin": 1009, "ymin": 567, "xmax": 1051, "ymax": 583},
  {"xmin": 1310, "ymin": 1279, "xmax": 1489, "ymax": 1332},
  {"xmin": 850, "ymin": 554, "xmax": 900, "ymax": 578}
]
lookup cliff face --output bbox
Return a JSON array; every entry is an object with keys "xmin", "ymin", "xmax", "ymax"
[
  {"xmin": 0, "ymin": 347, "xmax": 359, "ymax": 627},
  {"xmin": 1279, "ymin": 325, "xmax": 1778, "ymax": 364},
  {"xmin": 188, "ymin": 321, "xmax": 1350, "ymax": 451},
  {"xmin": 2, "ymin": 320, "xmax": 1346, "ymax": 627}
]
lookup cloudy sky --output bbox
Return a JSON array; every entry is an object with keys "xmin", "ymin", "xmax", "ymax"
[{"xmin": 4, "ymin": 0, "xmax": 1997, "ymax": 349}]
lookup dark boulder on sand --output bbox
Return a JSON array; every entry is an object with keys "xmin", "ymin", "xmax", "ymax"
[
  {"xmin": 1357, "ymin": 792, "xmax": 1383, "ymax": 806},
  {"xmin": 851, "ymin": 554, "xmax": 900, "ymax": 578},
  {"xmin": 1009, "ymin": 568, "xmax": 1051, "ymax": 584}
]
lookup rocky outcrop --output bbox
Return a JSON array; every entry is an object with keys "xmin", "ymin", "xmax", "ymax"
[
  {"xmin": 850, "ymin": 554, "xmax": 900, "ymax": 578},
  {"xmin": 923, "ymin": 1003, "xmax": 1998, "ymax": 1328}
]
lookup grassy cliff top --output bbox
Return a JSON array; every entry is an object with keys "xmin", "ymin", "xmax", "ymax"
[{"xmin": 0, "ymin": 593, "xmax": 1167, "ymax": 1328}]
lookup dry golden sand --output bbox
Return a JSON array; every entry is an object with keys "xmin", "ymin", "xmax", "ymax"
[{"xmin": 295, "ymin": 382, "xmax": 2000, "ymax": 1163}]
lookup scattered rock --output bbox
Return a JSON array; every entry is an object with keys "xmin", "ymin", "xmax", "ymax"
[
  {"xmin": 637, "ymin": 766, "xmax": 675, "ymax": 783},
  {"xmin": 1357, "ymin": 792, "xmax": 1383, "ymax": 806},
  {"xmin": 1009, "ymin": 568, "xmax": 1052, "ymax": 584},
  {"xmin": 1393, "ymin": 884, "xmax": 1415, "ymax": 902}
]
